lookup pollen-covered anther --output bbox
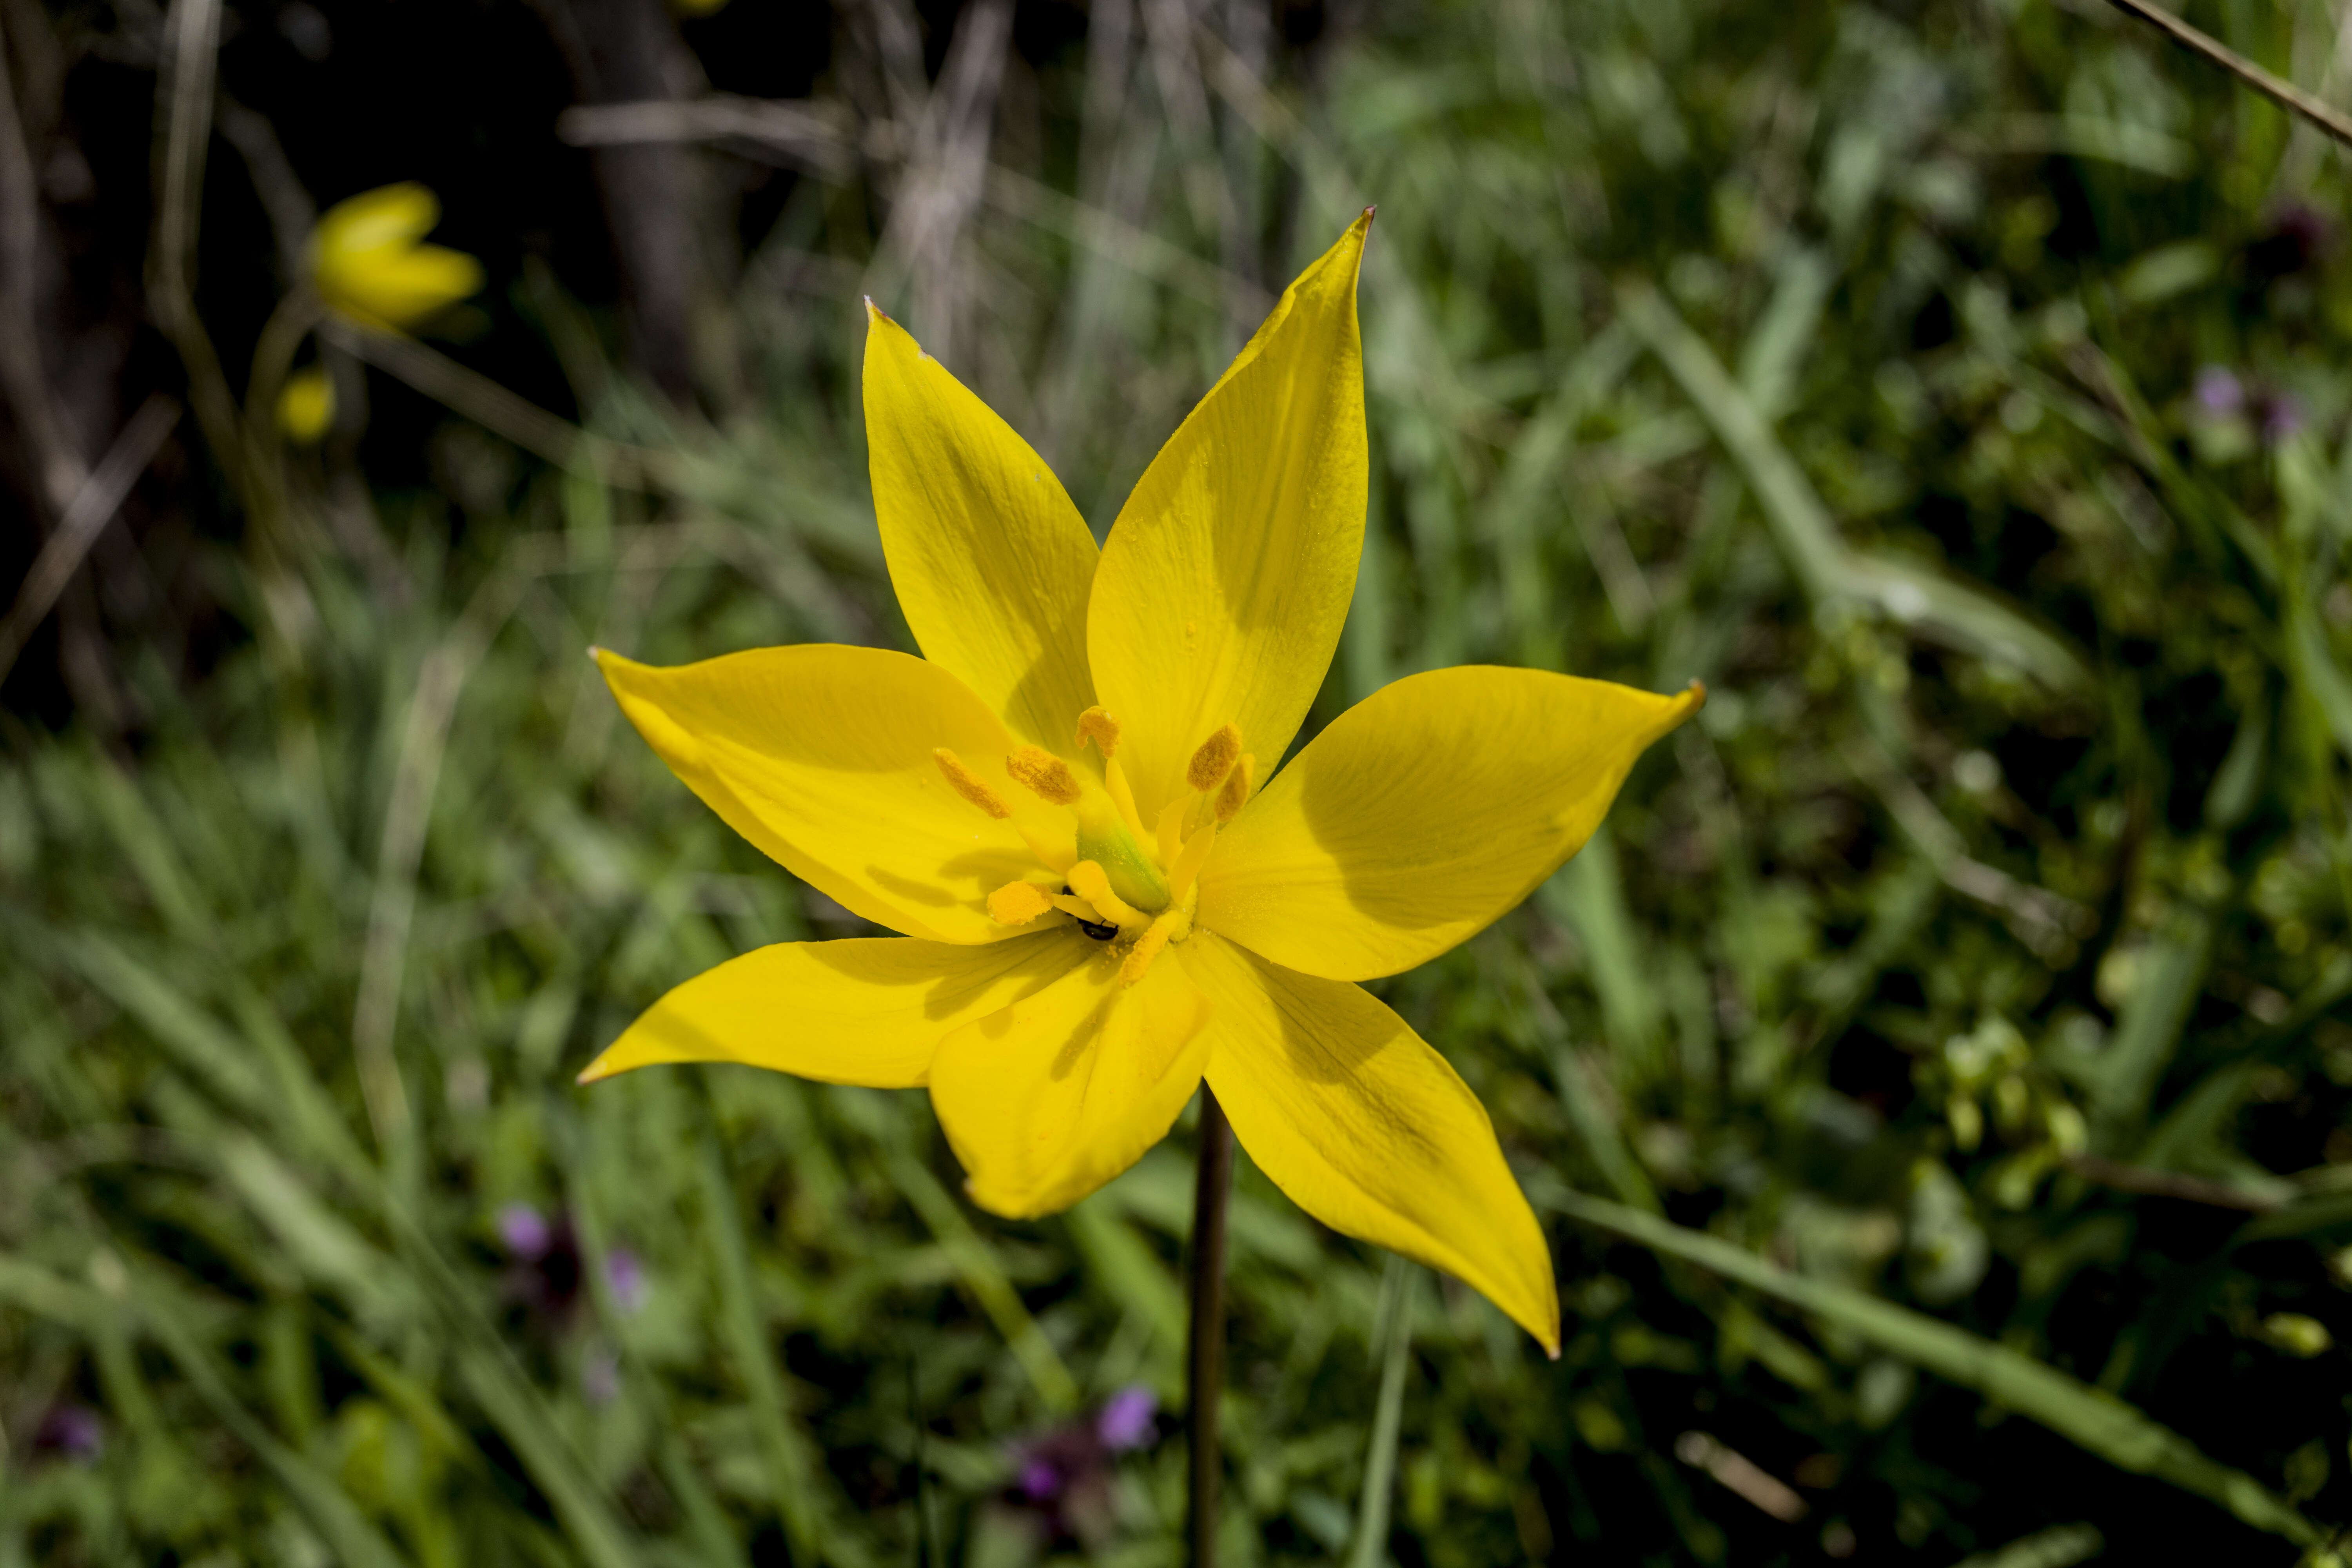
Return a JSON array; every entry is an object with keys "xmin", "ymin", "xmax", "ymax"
[
  {"xmin": 933, "ymin": 748, "xmax": 1010, "ymax": 818},
  {"xmin": 1119, "ymin": 904, "xmax": 1192, "ymax": 987},
  {"xmin": 1074, "ymin": 706, "xmax": 1122, "ymax": 757},
  {"xmin": 1186, "ymin": 724, "xmax": 1243, "ymax": 791},
  {"xmin": 1214, "ymin": 752, "xmax": 1253, "ymax": 824},
  {"xmin": 987, "ymin": 881, "xmax": 1056, "ymax": 926},
  {"xmin": 1006, "ymin": 744, "xmax": 1082, "ymax": 805}
]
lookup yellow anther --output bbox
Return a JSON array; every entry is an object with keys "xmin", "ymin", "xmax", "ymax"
[
  {"xmin": 1214, "ymin": 752, "xmax": 1253, "ymax": 824},
  {"xmin": 1066, "ymin": 860, "xmax": 1146, "ymax": 931},
  {"xmin": 1168, "ymin": 821, "xmax": 1216, "ymax": 904},
  {"xmin": 933, "ymin": 748, "xmax": 1010, "ymax": 818},
  {"xmin": 1075, "ymin": 706, "xmax": 1122, "ymax": 757},
  {"xmin": 1006, "ymin": 744, "xmax": 1082, "ymax": 805},
  {"xmin": 1119, "ymin": 903, "xmax": 1193, "ymax": 987},
  {"xmin": 987, "ymin": 881, "xmax": 1056, "ymax": 926},
  {"xmin": 1186, "ymin": 724, "xmax": 1243, "ymax": 792}
]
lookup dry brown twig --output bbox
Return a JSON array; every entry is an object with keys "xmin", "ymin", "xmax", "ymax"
[{"xmin": 2102, "ymin": 0, "xmax": 2352, "ymax": 148}]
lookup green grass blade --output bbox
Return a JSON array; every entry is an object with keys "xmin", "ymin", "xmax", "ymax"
[
  {"xmin": 1345, "ymin": 1255, "xmax": 1414, "ymax": 1568},
  {"xmin": 692, "ymin": 1122, "xmax": 837, "ymax": 1566},
  {"xmin": 1541, "ymin": 1187, "xmax": 2322, "ymax": 1547},
  {"xmin": 1619, "ymin": 281, "xmax": 2091, "ymax": 693},
  {"xmin": 1953, "ymin": 1523, "xmax": 2105, "ymax": 1568}
]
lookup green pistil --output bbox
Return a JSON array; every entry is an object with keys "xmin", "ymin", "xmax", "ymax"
[{"xmin": 1074, "ymin": 791, "xmax": 1170, "ymax": 913}]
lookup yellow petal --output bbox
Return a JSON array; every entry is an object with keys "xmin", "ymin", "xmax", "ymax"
[
  {"xmin": 1200, "ymin": 666, "xmax": 1702, "ymax": 980},
  {"xmin": 317, "ymin": 244, "xmax": 484, "ymax": 332},
  {"xmin": 929, "ymin": 940, "xmax": 1212, "ymax": 1218},
  {"xmin": 864, "ymin": 306, "xmax": 1098, "ymax": 751},
  {"xmin": 597, "ymin": 644, "xmax": 1066, "ymax": 944},
  {"xmin": 577, "ymin": 932, "xmax": 1083, "ymax": 1085},
  {"xmin": 1087, "ymin": 215, "xmax": 1371, "ymax": 815},
  {"xmin": 313, "ymin": 183, "xmax": 441, "ymax": 258},
  {"xmin": 1178, "ymin": 932, "xmax": 1559, "ymax": 1353}
]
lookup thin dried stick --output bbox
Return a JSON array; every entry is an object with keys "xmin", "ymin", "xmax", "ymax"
[
  {"xmin": 2103, "ymin": 0, "xmax": 2352, "ymax": 148},
  {"xmin": 0, "ymin": 395, "xmax": 181, "ymax": 687}
]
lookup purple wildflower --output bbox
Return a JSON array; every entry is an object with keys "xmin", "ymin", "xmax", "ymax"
[
  {"xmin": 1004, "ymin": 1387, "xmax": 1163, "ymax": 1547},
  {"xmin": 498, "ymin": 1209, "xmax": 584, "ymax": 1331},
  {"xmin": 497, "ymin": 1203, "xmax": 552, "ymax": 1259},
  {"xmin": 1096, "ymin": 1385, "xmax": 1157, "ymax": 1450},
  {"xmin": 2194, "ymin": 365, "xmax": 2244, "ymax": 417},
  {"xmin": 33, "ymin": 1403, "xmax": 103, "ymax": 1463}
]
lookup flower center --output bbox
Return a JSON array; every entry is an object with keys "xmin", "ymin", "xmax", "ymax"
[{"xmin": 933, "ymin": 708, "xmax": 1254, "ymax": 987}]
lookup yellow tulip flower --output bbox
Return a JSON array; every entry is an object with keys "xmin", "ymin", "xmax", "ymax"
[
  {"xmin": 307, "ymin": 183, "xmax": 483, "ymax": 333},
  {"xmin": 581, "ymin": 215, "xmax": 1700, "ymax": 1352}
]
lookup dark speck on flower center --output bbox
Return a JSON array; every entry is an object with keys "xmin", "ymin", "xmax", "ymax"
[{"xmin": 1061, "ymin": 886, "xmax": 1120, "ymax": 941}]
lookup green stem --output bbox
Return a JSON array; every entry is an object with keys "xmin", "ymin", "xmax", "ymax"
[
  {"xmin": 1347, "ymin": 1255, "xmax": 1414, "ymax": 1568},
  {"xmin": 1188, "ymin": 1088, "xmax": 1234, "ymax": 1567}
]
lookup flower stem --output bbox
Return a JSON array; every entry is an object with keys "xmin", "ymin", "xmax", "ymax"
[{"xmin": 1188, "ymin": 1087, "xmax": 1234, "ymax": 1567}]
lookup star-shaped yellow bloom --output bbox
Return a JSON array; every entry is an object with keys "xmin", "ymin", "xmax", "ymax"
[
  {"xmin": 582, "ymin": 215, "xmax": 1700, "ymax": 1353},
  {"xmin": 308, "ymin": 183, "xmax": 483, "ymax": 333}
]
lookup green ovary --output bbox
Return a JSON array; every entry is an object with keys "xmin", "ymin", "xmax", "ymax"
[{"xmin": 1073, "ymin": 792, "xmax": 1170, "ymax": 912}]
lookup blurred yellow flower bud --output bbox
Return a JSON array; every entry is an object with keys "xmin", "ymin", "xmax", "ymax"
[
  {"xmin": 308, "ymin": 183, "xmax": 483, "ymax": 332},
  {"xmin": 276, "ymin": 366, "xmax": 335, "ymax": 443}
]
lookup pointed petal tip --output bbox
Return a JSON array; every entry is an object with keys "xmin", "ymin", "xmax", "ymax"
[{"xmin": 585, "ymin": 643, "xmax": 604, "ymax": 665}]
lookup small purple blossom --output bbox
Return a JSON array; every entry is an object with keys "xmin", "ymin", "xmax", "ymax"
[
  {"xmin": 1096, "ymin": 1385, "xmax": 1157, "ymax": 1451},
  {"xmin": 604, "ymin": 1248, "xmax": 647, "ymax": 1313},
  {"xmin": 498, "ymin": 1210, "xmax": 584, "ymax": 1332},
  {"xmin": 1004, "ymin": 1387, "xmax": 1163, "ymax": 1547},
  {"xmin": 497, "ymin": 1203, "xmax": 552, "ymax": 1259},
  {"xmin": 2194, "ymin": 365, "xmax": 2245, "ymax": 417},
  {"xmin": 33, "ymin": 1403, "xmax": 103, "ymax": 1463}
]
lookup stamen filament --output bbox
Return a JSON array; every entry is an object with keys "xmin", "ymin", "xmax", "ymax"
[
  {"xmin": 1214, "ymin": 753, "xmax": 1253, "ymax": 824},
  {"xmin": 1155, "ymin": 798, "xmax": 1188, "ymax": 869},
  {"xmin": 1168, "ymin": 821, "xmax": 1217, "ymax": 904},
  {"xmin": 1104, "ymin": 755, "xmax": 1147, "ymax": 842},
  {"xmin": 1045, "ymin": 891, "xmax": 1106, "ymax": 924},
  {"xmin": 1066, "ymin": 860, "xmax": 1148, "ymax": 931}
]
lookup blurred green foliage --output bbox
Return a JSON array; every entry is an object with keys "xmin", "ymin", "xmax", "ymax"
[{"xmin": 6, "ymin": 0, "xmax": 2352, "ymax": 1561}]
